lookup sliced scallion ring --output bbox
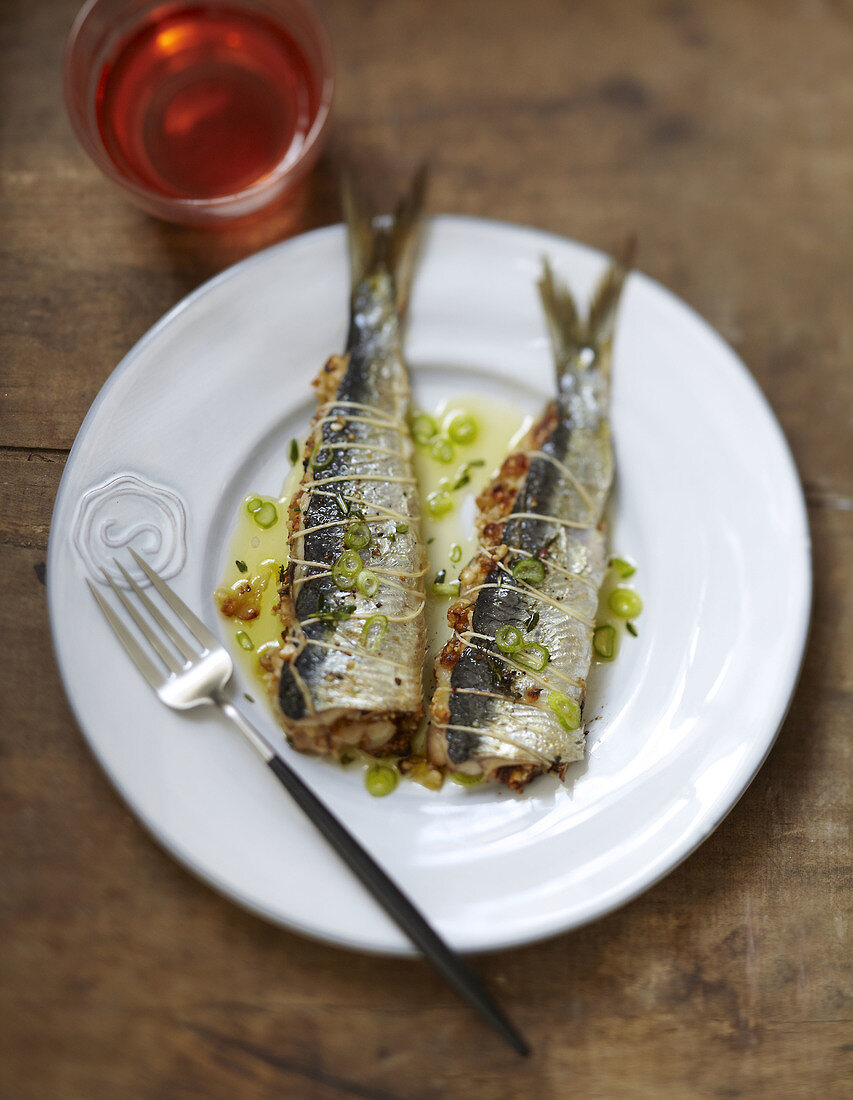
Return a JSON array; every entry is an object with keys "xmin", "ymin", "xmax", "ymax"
[
  {"xmin": 494, "ymin": 623, "xmax": 524, "ymax": 653},
  {"xmin": 356, "ymin": 569, "xmax": 379, "ymax": 598},
  {"xmin": 365, "ymin": 763, "xmax": 398, "ymax": 797},
  {"xmin": 236, "ymin": 631, "xmax": 254, "ymax": 651},
  {"xmin": 361, "ymin": 613, "xmax": 388, "ymax": 651},
  {"xmin": 332, "ymin": 549, "xmax": 363, "ymax": 590},
  {"xmin": 432, "ymin": 579, "xmax": 460, "ymax": 598},
  {"xmin": 251, "ymin": 501, "xmax": 278, "ymax": 529},
  {"xmin": 427, "ymin": 489, "xmax": 453, "ymax": 518},
  {"xmin": 310, "ymin": 444, "xmax": 334, "ymax": 470},
  {"xmin": 246, "ymin": 497, "xmax": 263, "ymax": 515},
  {"xmin": 450, "ymin": 543, "xmax": 462, "ymax": 564},
  {"xmin": 608, "ymin": 588, "xmax": 643, "ymax": 618},
  {"xmin": 548, "ymin": 690, "xmax": 581, "ymax": 731},
  {"xmin": 514, "ymin": 642, "xmax": 550, "ymax": 672},
  {"xmin": 343, "ymin": 521, "xmax": 371, "ymax": 550},
  {"xmin": 430, "ymin": 436, "xmax": 454, "ymax": 463},
  {"xmin": 449, "ymin": 771, "xmax": 483, "ymax": 787},
  {"xmin": 446, "ymin": 412, "xmax": 478, "ymax": 445},
  {"xmin": 411, "ymin": 413, "xmax": 438, "ymax": 445},
  {"xmin": 593, "ymin": 624, "xmax": 616, "ymax": 659},
  {"xmin": 609, "ymin": 557, "xmax": 636, "ymax": 579},
  {"xmin": 512, "ymin": 557, "xmax": 546, "ymax": 585}
]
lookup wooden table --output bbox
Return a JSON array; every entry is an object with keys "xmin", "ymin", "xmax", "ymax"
[{"xmin": 2, "ymin": 1, "xmax": 850, "ymax": 1095}]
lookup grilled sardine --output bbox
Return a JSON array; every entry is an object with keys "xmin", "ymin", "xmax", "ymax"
[
  {"xmin": 271, "ymin": 169, "xmax": 428, "ymax": 755},
  {"xmin": 428, "ymin": 250, "xmax": 632, "ymax": 789}
]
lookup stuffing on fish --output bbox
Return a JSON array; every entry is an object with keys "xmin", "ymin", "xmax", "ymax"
[
  {"xmin": 428, "ymin": 248, "xmax": 632, "ymax": 790},
  {"xmin": 269, "ymin": 169, "xmax": 429, "ymax": 755}
]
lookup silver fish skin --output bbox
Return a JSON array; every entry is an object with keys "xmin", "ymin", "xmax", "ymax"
[
  {"xmin": 429, "ymin": 249, "xmax": 632, "ymax": 790},
  {"xmin": 272, "ymin": 169, "xmax": 428, "ymax": 755}
]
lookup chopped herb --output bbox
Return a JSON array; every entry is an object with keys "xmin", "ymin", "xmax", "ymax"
[
  {"xmin": 235, "ymin": 560, "xmax": 247, "ymax": 573},
  {"xmin": 243, "ymin": 693, "xmax": 255, "ymax": 703},
  {"xmin": 395, "ymin": 522, "xmax": 409, "ymax": 534},
  {"xmin": 427, "ymin": 537, "xmax": 435, "ymax": 545},
  {"xmin": 434, "ymin": 569, "xmax": 447, "ymax": 584},
  {"xmin": 627, "ymin": 621, "xmax": 639, "ymax": 637},
  {"xmin": 289, "ymin": 439, "xmax": 299, "ymax": 464},
  {"xmin": 451, "ymin": 459, "xmax": 485, "ymax": 490},
  {"xmin": 317, "ymin": 601, "xmax": 356, "ymax": 626},
  {"xmin": 524, "ymin": 610, "xmax": 540, "ymax": 632}
]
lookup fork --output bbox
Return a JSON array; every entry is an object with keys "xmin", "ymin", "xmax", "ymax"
[{"xmin": 87, "ymin": 548, "xmax": 529, "ymax": 1057}]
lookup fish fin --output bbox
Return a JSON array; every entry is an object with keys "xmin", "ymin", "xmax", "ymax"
[
  {"xmin": 538, "ymin": 258, "xmax": 584, "ymax": 377},
  {"xmin": 388, "ymin": 163, "xmax": 429, "ymax": 315},
  {"xmin": 585, "ymin": 235, "xmax": 635, "ymax": 350},
  {"xmin": 341, "ymin": 164, "xmax": 429, "ymax": 316}
]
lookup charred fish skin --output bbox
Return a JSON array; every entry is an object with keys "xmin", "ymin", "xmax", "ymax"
[
  {"xmin": 430, "ymin": 249, "xmax": 632, "ymax": 789},
  {"xmin": 275, "ymin": 169, "xmax": 429, "ymax": 755}
]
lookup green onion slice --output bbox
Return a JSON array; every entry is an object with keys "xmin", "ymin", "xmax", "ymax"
[
  {"xmin": 450, "ymin": 543, "xmax": 462, "ymax": 564},
  {"xmin": 427, "ymin": 490, "xmax": 454, "ymax": 518},
  {"xmin": 627, "ymin": 621, "xmax": 639, "ymax": 637},
  {"xmin": 593, "ymin": 624, "xmax": 616, "ymax": 659},
  {"xmin": 449, "ymin": 771, "xmax": 483, "ymax": 787},
  {"xmin": 236, "ymin": 631, "xmax": 254, "ymax": 651},
  {"xmin": 512, "ymin": 557, "xmax": 546, "ymax": 585},
  {"xmin": 495, "ymin": 623, "xmax": 524, "ymax": 653},
  {"xmin": 343, "ymin": 521, "xmax": 371, "ymax": 550},
  {"xmin": 356, "ymin": 569, "xmax": 379, "ymax": 598},
  {"xmin": 252, "ymin": 502, "xmax": 278, "ymax": 529},
  {"xmin": 332, "ymin": 549, "xmax": 363, "ymax": 590},
  {"xmin": 246, "ymin": 497, "xmax": 263, "ymax": 515},
  {"xmin": 311, "ymin": 444, "xmax": 334, "ymax": 470},
  {"xmin": 548, "ymin": 690, "xmax": 581, "ymax": 731},
  {"xmin": 411, "ymin": 413, "xmax": 438, "ymax": 445},
  {"xmin": 430, "ymin": 436, "xmax": 455, "ymax": 463},
  {"xmin": 395, "ymin": 522, "xmax": 409, "ymax": 534},
  {"xmin": 608, "ymin": 587, "xmax": 643, "ymax": 619},
  {"xmin": 365, "ymin": 763, "xmax": 398, "ymax": 797},
  {"xmin": 514, "ymin": 642, "xmax": 550, "ymax": 672},
  {"xmin": 446, "ymin": 412, "xmax": 478, "ymax": 445},
  {"xmin": 361, "ymin": 613, "xmax": 388, "ymax": 651},
  {"xmin": 609, "ymin": 557, "xmax": 636, "ymax": 579}
]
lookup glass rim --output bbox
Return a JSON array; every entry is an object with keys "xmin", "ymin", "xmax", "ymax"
[{"xmin": 62, "ymin": 0, "xmax": 335, "ymax": 213}]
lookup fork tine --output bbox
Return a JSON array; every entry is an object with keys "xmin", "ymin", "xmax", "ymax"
[
  {"xmin": 101, "ymin": 569, "xmax": 184, "ymax": 674},
  {"xmin": 87, "ymin": 580, "xmax": 166, "ymax": 692},
  {"xmin": 113, "ymin": 558, "xmax": 198, "ymax": 662},
  {"xmin": 129, "ymin": 549, "xmax": 220, "ymax": 652}
]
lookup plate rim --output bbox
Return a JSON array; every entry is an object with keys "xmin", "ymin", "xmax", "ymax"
[{"xmin": 47, "ymin": 214, "xmax": 813, "ymax": 955}]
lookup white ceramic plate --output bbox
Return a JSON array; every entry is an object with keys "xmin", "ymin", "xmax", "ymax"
[{"xmin": 48, "ymin": 217, "xmax": 810, "ymax": 955}]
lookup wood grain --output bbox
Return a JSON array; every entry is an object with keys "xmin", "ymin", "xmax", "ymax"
[{"xmin": 1, "ymin": 1, "xmax": 850, "ymax": 1096}]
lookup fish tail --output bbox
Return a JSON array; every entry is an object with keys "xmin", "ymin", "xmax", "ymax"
[
  {"xmin": 341, "ymin": 164, "xmax": 429, "ymax": 316},
  {"xmin": 584, "ymin": 235, "xmax": 635, "ymax": 352},
  {"xmin": 538, "ymin": 237, "xmax": 635, "ymax": 379},
  {"xmin": 538, "ymin": 258, "xmax": 584, "ymax": 375}
]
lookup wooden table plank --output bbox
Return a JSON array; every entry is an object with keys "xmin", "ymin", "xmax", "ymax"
[{"xmin": 1, "ymin": 0, "xmax": 850, "ymax": 1096}]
